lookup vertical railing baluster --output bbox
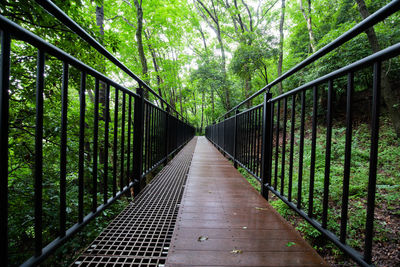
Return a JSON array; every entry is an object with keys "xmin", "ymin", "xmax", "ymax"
[
  {"xmin": 288, "ymin": 94, "xmax": 296, "ymax": 202},
  {"xmin": 261, "ymin": 93, "xmax": 272, "ymax": 199},
  {"xmin": 148, "ymin": 106, "xmax": 152, "ymax": 168},
  {"xmin": 322, "ymin": 80, "xmax": 333, "ymax": 228},
  {"xmin": 127, "ymin": 95, "xmax": 132, "ymax": 188},
  {"xmin": 157, "ymin": 109, "xmax": 161, "ymax": 163},
  {"xmin": 133, "ymin": 86, "xmax": 144, "ymax": 196},
  {"xmin": 281, "ymin": 97, "xmax": 287, "ymax": 195},
  {"xmin": 297, "ymin": 90, "xmax": 306, "ymax": 209},
  {"xmin": 60, "ymin": 62, "xmax": 68, "ymax": 236},
  {"xmin": 120, "ymin": 93, "xmax": 125, "ymax": 191},
  {"xmin": 151, "ymin": 106, "xmax": 155, "ymax": 167},
  {"xmin": 253, "ymin": 110, "xmax": 256, "ymax": 174},
  {"xmin": 158, "ymin": 109, "xmax": 162, "ymax": 162},
  {"xmin": 35, "ymin": 49, "xmax": 45, "ymax": 257},
  {"xmin": 78, "ymin": 72, "xmax": 86, "ymax": 222},
  {"xmin": 246, "ymin": 111, "xmax": 250, "ymax": 167},
  {"xmin": 308, "ymin": 86, "xmax": 318, "ymax": 217},
  {"xmin": 103, "ymin": 84, "xmax": 110, "ymax": 204},
  {"xmin": 236, "ymin": 116, "xmax": 242, "ymax": 164},
  {"xmin": 257, "ymin": 109, "xmax": 260, "ymax": 175},
  {"xmin": 269, "ymin": 101, "xmax": 275, "ymax": 194},
  {"xmin": 112, "ymin": 88, "xmax": 118, "ymax": 197},
  {"xmin": 144, "ymin": 104, "xmax": 149, "ymax": 173},
  {"xmin": 164, "ymin": 107, "xmax": 170, "ymax": 164},
  {"xmin": 257, "ymin": 107, "xmax": 262, "ymax": 178},
  {"xmin": 274, "ymin": 100, "xmax": 280, "ymax": 189},
  {"xmin": 0, "ymin": 31, "xmax": 11, "ymax": 264},
  {"xmin": 92, "ymin": 78, "xmax": 99, "ymax": 212},
  {"xmin": 364, "ymin": 62, "xmax": 381, "ymax": 264},
  {"xmin": 249, "ymin": 110, "xmax": 254, "ymax": 172},
  {"xmin": 340, "ymin": 72, "xmax": 354, "ymax": 244}
]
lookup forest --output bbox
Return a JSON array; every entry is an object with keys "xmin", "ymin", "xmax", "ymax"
[{"xmin": 1, "ymin": 0, "xmax": 399, "ymax": 266}]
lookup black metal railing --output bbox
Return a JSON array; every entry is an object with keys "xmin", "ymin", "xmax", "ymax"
[
  {"xmin": 206, "ymin": 1, "xmax": 400, "ymax": 266},
  {"xmin": 0, "ymin": 2, "xmax": 194, "ymax": 266}
]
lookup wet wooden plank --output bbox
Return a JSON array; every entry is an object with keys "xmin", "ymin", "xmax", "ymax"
[{"xmin": 166, "ymin": 137, "xmax": 328, "ymax": 267}]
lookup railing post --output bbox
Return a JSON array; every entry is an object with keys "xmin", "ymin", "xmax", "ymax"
[
  {"xmin": 133, "ymin": 85, "xmax": 145, "ymax": 196},
  {"xmin": 233, "ymin": 108, "xmax": 239, "ymax": 168},
  {"xmin": 261, "ymin": 92, "xmax": 272, "ymax": 200},
  {"xmin": 0, "ymin": 31, "xmax": 11, "ymax": 266},
  {"xmin": 164, "ymin": 106, "xmax": 170, "ymax": 166}
]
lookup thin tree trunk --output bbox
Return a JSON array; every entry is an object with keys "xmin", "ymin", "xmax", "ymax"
[
  {"xmin": 193, "ymin": 91, "xmax": 197, "ymax": 116},
  {"xmin": 179, "ymin": 87, "xmax": 183, "ymax": 115},
  {"xmin": 133, "ymin": 0, "xmax": 149, "ymax": 98},
  {"xmin": 216, "ymin": 24, "xmax": 231, "ymax": 110},
  {"xmin": 95, "ymin": 4, "xmax": 106, "ymax": 111},
  {"xmin": 299, "ymin": 0, "xmax": 316, "ymax": 53},
  {"xmin": 144, "ymin": 31, "xmax": 164, "ymax": 108},
  {"xmin": 196, "ymin": 0, "xmax": 231, "ymax": 110},
  {"xmin": 277, "ymin": 0, "xmax": 286, "ymax": 94},
  {"xmin": 356, "ymin": 0, "xmax": 400, "ymax": 138},
  {"xmin": 198, "ymin": 25, "xmax": 214, "ymax": 121}
]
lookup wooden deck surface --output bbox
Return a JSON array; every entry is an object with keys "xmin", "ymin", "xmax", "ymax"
[{"xmin": 166, "ymin": 137, "xmax": 328, "ymax": 267}]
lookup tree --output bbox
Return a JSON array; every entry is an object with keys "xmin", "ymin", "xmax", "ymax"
[
  {"xmin": 299, "ymin": 0, "xmax": 316, "ymax": 53},
  {"xmin": 133, "ymin": 0, "xmax": 149, "ymax": 98},
  {"xmin": 277, "ymin": 0, "xmax": 286, "ymax": 94},
  {"xmin": 356, "ymin": 0, "xmax": 400, "ymax": 138},
  {"xmin": 195, "ymin": 0, "xmax": 232, "ymax": 110}
]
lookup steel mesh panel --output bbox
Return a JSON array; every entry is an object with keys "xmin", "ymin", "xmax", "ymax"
[{"xmin": 73, "ymin": 138, "xmax": 197, "ymax": 267}]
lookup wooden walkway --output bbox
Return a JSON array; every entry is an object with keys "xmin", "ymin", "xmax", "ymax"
[{"xmin": 166, "ymin": 137, "xmax": 327, "ymax": 266}]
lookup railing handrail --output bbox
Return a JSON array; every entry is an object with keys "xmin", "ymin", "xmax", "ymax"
[
  {"xmin": 215, "ymin": 0, "xmax": 400, "ymax": 122},
  {"xmin": 35, "ymin": 0, "xmax": 185, "ymax": 120}
]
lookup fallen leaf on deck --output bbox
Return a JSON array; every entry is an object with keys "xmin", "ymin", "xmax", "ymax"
[
  {"xmin": 286, "ymin": 241, "xmax": 296, "ymax": 247},
  {"xmin": 198, "ymin": 236, "xmax": 208, "ymax": 242},
  {"xmin": 230, "ymin": 249, "xmax": 243, "ymax": 254},
  {"xmin": 255, "ymin": 207, "xmax": 268, "ymax": 210}
]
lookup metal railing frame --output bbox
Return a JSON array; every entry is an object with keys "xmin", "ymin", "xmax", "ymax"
[
  {"xmin": 206, "ymin": 1, "xmax": 400, "ymax": 266},
  {"xmin": 0, "ymin": 3, "xmax": 194, "ymax": 266}
]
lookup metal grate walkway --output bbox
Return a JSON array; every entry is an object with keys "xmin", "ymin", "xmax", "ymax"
[{"xmin": 73, "ymin": 138, "xmax": 197, "ymax": 267}]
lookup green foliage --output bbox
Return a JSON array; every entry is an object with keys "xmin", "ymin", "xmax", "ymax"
[{"xmin": 3, "ymin": 0, "xmax": 400, "ymax": 265}]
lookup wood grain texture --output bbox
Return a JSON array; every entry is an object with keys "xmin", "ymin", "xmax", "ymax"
[{"xmin": 166, "ymin": 137, "xmax": 328, "ymax": 267}]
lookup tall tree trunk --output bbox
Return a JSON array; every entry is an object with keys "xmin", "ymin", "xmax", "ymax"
[
  {"xmin": 216, "ymin": 23, "xmax": 231, "ymax": 110},
  {"xmin": 195, "ymin": 0, "xmax": 231, "ymax": 110},
  {"xmin": 95, "ymin": 4, "xmax": 106, "ymax": 111},
  {"xmin": 356, "ymin": 0, "xmax": 400, "ymax": 138},
  {"xmin": 133, "ymin": 0, "xmax": 149, "ymax": 98},
  {"xmin": 198, "ymin": 25, "xmax": 215, "ymax": 121},
  {"xmin": 277, "ymin": 0, "xmax": 286, "ymax": 94},
  {"xmin": 179, "ymin": 87, "xmax": 183, "ymax": 115},
  {"xmin": 299, "ymin": 0, "xmax": 316, "ymax": 53},
  {"xmin": 144, "ymin": 31, "xmax": 164, "ymax": 108},
  {"xmin": 193, "ymin": 91, "xmax": 197, "ymax": 116}
]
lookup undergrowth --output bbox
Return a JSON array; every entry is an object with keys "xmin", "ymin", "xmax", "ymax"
[{"xmin": 238, "ymin": 117, "xmax": 400, "ymax": 266}]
